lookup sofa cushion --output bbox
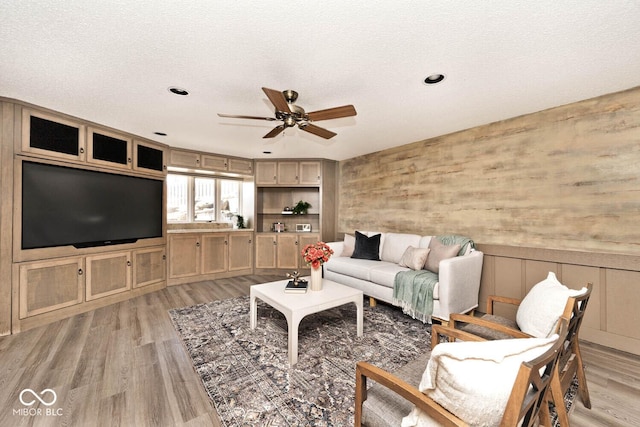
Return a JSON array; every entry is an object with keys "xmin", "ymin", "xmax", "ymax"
[
  {"xmin": 424, "ymin": 239, "xmax": 461, "ymax": 274},
  {"xmin": 324, "ymin": 256, "xmax": 382, "ymax": 281},
  {"xmin": 370, "ymin": 263, "xmax": 411, "ymax": 288},
  {"xmin": 402, "ymin": 335, "xmax": 558, "ymax": 426},
  {"xmin": 418, "ymin": 235, "xmax": 432, "ymax": 249},
  {"xmin": 516, "ymin": 272, "xmax": 588, "ymax": 338},
  {"xmin": 352, "ymin": 231, "xmax": 381, "ymax": 261},
  {"xmin": 381, "ymin": 233, "xmax": 422, "ymax": 263},
  {"xmin": 399, "ymin": 246, "xmax": 430, "ymax": 270},
  {"xmin": 341, "ymin": 233, "xmax": 355, "ymax": 257}
]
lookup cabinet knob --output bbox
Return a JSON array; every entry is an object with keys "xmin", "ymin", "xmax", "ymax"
[
  {"xmin": 79, "ymin": 147, "xmax": 85, "ymax": 154},
  {"xmin": 127, "ymin": 260, "xmax": 132, "ymax": 266},
  {"xmin": 224, "ymin": 240, "xmax": 228, "ymax": 245},
  {"xmin": 162, "ymin": 255, "xmax": 166, "ymax": 260},
  {"xmin": 196, "ymin": 241, "xmax": 201, "ymax": 247},
  {"xmin": 78, "ymin": 268, "xmax": 83, "ymax": 275},
  {"xmin": 248, "ymin": 239, "xmax": 252, "ymax": 244},
  {"xmin": 128, "ymin": 157, "xmax": 132, "ymax": 163}
]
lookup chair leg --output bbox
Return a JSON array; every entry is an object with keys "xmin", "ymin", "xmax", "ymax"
[
  {"xmin": 355, "ymin": 365, "xmax": 367, "ymax": 426},
  {"xmin": 574, "ymin": 346, "xmax": 592, "ymax": 409},
  {"xmin": 549, "ymin": 369, "xmax": 570, "ymax": 427}
]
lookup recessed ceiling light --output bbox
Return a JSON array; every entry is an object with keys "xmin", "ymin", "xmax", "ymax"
[
  {"xmin": 423, "ymin": 74, "xmax": 445, "ymax": 85},
  {"xmin": 154, "ymin": 132, "xmax": 167, "ymax": 136},
  {"xmin": 263, "ymin": 151, "xmax": 272, "ymax": 154},
  {"xmin": 168, "ymin": 86, "xmax": 189, "ymax": 96}
]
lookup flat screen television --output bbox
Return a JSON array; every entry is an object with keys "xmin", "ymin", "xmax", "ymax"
[{"xmin": 22, "ymin": 161, "xmax": 163, "ymax": 250}]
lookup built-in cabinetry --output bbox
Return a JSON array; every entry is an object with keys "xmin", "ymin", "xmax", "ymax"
[
  {"xmin": 254, "ymin": 159, "xmax": 337, "ymax": 272},
  {"xmin": 167, "ymin": 231, "xmax": 253, "ymax": 285},
  {"xmin": 169, "ymin": 148, "xmax": 253, "ymax": 175},
  {"xmin": 17, "ymin": 246, "xmax": 165, "ymax": 320},
  {"xmin": 255, "ymin": 233, "xmax": 320, "ymax": 269},
  {"xmin": 8, "ymin": 102, "xmax": 169, "ymax": 333},
  {"xmin": 22, "ymin": 108, "xmax": 167, "ymax": 176}
]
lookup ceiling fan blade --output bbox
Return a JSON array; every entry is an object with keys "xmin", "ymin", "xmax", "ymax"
[
  {"xmin": 263, "ymin": 124, "xmax": 286, "ymax": 138},
  {"xmin": 300, "ymin": 123, "xmax": 337, "ymax": 139},
  {"xmin": 307, "ymin": 105, "xmax": 357, "ymax": 121},
  {"xmin": 262, "ymin": 87, "xmax": 291, "ymax": 113},
  {"xmin": 218, "ymin": 113, "xmax": 277, "ymax": 121}
]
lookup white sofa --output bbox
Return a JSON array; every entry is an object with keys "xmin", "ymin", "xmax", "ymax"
[{"xmin": 324, "ymin": 232, "xmax": 484, "ymax": 323}]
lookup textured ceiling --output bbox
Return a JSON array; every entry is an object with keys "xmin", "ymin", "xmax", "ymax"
[{"xmin": 2, "ymin": 1, "xmax": 640, "ymax": 161}]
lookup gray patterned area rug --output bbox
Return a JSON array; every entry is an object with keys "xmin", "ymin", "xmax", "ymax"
[
  {"xmin": 169, "ymin": 297, "xmax": 578, "ymax": 427},
  {"xmin": 169, "ymin": 296, "xmax": 431, "ymax": 426}
]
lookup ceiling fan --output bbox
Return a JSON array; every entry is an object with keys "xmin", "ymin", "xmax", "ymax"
[{"xmin": 218, "ymin": 87, "xmax": 357, "ymax": 139}]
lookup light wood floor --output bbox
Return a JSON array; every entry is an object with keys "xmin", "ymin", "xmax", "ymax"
[{"xmin": 1, "ymin": 275, "xmax": 638, "ymax": 426}]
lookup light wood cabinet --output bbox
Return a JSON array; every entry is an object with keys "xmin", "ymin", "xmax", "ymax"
[
  {"xmin": 277, "ymin": 161, "xmax": 299, "ymax": 185},
  {"xmin": 228, "ymin": 158, "xmax": 253, "ymax": 175},
  {"xmin": 22, "ymin": 109, "xmax": 86, "ymax": 162},
  {"xmin": 256, "ymin": 161, "xmax": 278, "ymax": 184},
  {"xmin": 18, "ymin": 257, "xmax": 84, "ymax": 319},
  {"xmin": 255, "ymin": 233, "xmax": 319, "ymax": 271},
  {"xmin": 299, "ymin": 161, "xmax": 321, "ymax": 185},
  {"xmin": 256, "ymin": 160, "xmax": 321, "ymax": 186},
  {"xmin": 86, "ymin": 251, "xmax": 132, "ymax": 301},
  {"xmin": 168, "ymin": 232, "xmax": 253, "ymax": 284},
  {"xmin": 168, "ymin": 234, "xmax": 201, "ymax": 279},
  {"xmin": 168, "ymin": 149, "xmax": 254, "ymax": 175},
  {"xmin": 201, "ymin": 233, "xmax": 228, "ymax": 274},
  {"xmin": 133, "ymin": 247, "xmax": 166, "ymax": 288},
  {"xmin": 87, "ymin": 127, "xmax": 133, "ymax": 170},
  {"xmin": 229, "ymin": 232, "xmax": 253, "ymax": 271},
  {"xmin": 17, "ymin": 245, "xmax": 165, "ymax": 320},
  {"xmin": 22, "ymin": 109, "xmax": 166, "ymax": 176}
]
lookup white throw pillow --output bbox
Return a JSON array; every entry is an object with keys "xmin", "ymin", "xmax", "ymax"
[
  {"xmin": 341, "ymin": 234, "xmax": 355, "ymax": 257},
  {"xmin": 516, "ymin": 272, "xmax": 588, "ymax": 338},
  {"xmin": 399, "ymin": 247, "xmax": 431, "ymax": 270},
  {"xmin": 401, "ymin": 335, "xmax": 558, "ymax": 427}
]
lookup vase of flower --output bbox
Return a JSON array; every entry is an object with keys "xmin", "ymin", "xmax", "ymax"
[
  {"xmin": 301, "ymin": 241, "xmax": 334, "ymax": 292},
  {"xmin": 310, "ymin": 265, "xmax": 323, "ymax": 291}
]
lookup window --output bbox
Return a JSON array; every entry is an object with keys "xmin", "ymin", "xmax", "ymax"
[{"xmin": 167, "ymin": 174, "xmax": 241, "ymax": 223}]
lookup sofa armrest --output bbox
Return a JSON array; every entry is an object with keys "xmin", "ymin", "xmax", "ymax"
[{"xmin": 436, "ymin": 250, "xmax": 484, "ymax": 321}]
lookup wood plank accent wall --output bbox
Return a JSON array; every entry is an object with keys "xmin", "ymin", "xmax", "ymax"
[
  {"xmin": 338, "ymin": 86, "xmax": 640, "ymax": 355},
  {"xmin": 339, "ymin": 86, "xmax": 640, "ymax": 255}
]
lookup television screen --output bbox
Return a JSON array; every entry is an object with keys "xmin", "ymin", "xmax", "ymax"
[{"xmin": 22, "ymin": 161, "xmax": 163, "ymax": 249}]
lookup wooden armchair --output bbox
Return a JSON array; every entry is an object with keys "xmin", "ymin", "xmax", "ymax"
[
  {"xmin": 355, "ymin": 321, "xmax": 568, "ymax": 427},
  {"xmin": 446, "ymin": 283, "xmax": 592, "ymax": 427}
]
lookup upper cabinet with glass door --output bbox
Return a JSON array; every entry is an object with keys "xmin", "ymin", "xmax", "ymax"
[{"xmin": 21, "ymin": 108, "xmax": 166, "ymax": 176}]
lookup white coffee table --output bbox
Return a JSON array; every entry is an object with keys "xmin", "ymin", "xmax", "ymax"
[{"xmin": 250, "ymin": 277, "xmax": 364, "ymax": 365}]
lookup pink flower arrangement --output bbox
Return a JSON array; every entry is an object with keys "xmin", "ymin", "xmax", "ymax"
[{"xmin": 301, "ymin": 241, "xmax": 334, "ymax": 269}]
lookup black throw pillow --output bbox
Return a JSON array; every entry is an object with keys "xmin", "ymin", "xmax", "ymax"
[{"xmin": 351, "ymin": 231, "xmax": 381, "ymax": 261}]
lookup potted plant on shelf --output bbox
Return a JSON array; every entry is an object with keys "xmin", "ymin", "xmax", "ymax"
[
  {"xmin": 292, "ymin": 200, "xmax": 311, "ymax": 215},
  {"xmin": 234, "ymin": 214, "xmax": 245, "ymax": 229}
]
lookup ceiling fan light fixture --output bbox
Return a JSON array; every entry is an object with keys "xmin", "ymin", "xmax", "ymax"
[
  {"xmin": 423, "ymin": 74, "xmax": 445, "ymax": 85},
  {"xmin": 168, "ymin": 86, "xmax": 189, "ymax": 96}
]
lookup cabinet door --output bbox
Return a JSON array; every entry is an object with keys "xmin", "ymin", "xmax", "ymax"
[
  {"xmin": 228, "ymin": 158, "xmax": 253, "ymax": 175},
  {"xmin": 298, "ymin": 233, "xmax": 321, "ymax": 268},
  {"xmin": 133, "ymin": 246, "xmax": 166, "ymax": 288},
  {"xmin": 22, "ymin": 109, "xmax": 86, "ymax": 161},
  {"xmin": 19, "ymin": 257, "xmax": 84, "ymax": 318},
  {"xmin": 87, "ymin": 127, "xmax": 133, "ymax": 170},
  {"xmin": 255, "ymin": 234, "xmax": 277, "ymax": 269},
  {"xmin": 134, "ymin": 140, "xmax": 167, "ymax": 175},
  {"xmin": 201, "ymin": 233, "xmax": 228, "ymax": 274},
  {"xmin": 276, "ymin": 234, "xmax": 299, "ymax": 269},
  {"xmin": 229, "ymin": 232, "xmax": 253, "ymax": 271},
  {"xmin": 277, "ymin": 161, "xmax": 299, "ymax": 185},
  {"xmin": 86, "ymin": 251, "xmax": 132, "ymax": 301},
  {"xmin": 299, "ymin": 161, "xmax": 321, "ymax": 185},
  {"xmin": 255, "ymin": 161, "xmax": 278, "ymax": 185},
  {"xmin": 168, "ymin": 234, "xmax": 201, "ymax": 278},
  {"xmin": 201, "ymin": 154, "xmax": 228, "ymax": 171},
  {"xmin": 169, "ymin": 149, "xmax": 201, "ymax": 168}
]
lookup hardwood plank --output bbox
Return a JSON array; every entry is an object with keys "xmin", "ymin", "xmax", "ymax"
[{"xmin": 0, "ymin": 274, "xmax": 636, "ymax": 426}]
